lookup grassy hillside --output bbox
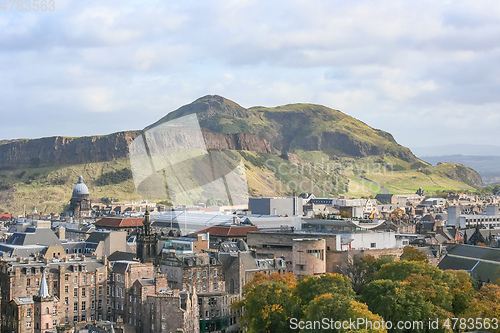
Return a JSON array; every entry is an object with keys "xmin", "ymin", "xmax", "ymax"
[
  {"xmin": 0, "ymin": 95, "xmax": 483, "ymax": 215},
  {"xmin": 0, "ymin": 153, "xmax": 480, "ymax": 216}
]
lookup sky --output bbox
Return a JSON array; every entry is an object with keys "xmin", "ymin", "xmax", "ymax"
[{"xmin": 1, "ymin": 0, "xmax": 500, "ymax": 151}]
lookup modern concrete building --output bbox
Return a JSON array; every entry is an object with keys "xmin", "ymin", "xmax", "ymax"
[
  {"xmin": 447, "ymin": 204, "xmax": 500, "ymax": 229},
  {"xmin": 248, "ymin": 197, "xmax": 303, "ymax": 216}
]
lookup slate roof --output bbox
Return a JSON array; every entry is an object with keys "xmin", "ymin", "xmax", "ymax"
[
  {"xmin": 95, "ymin": 217, "xmax": 143, "ymax": 228},
  {"xmin": 6, "ymin": 227, "xmax": 61, "ymax": 246},
  {"xmin": 108, "ymin": 251, "xmax": 137, "ymax": 262},
  {"xmin": 86, "ymin": 231, "xmax": 111, "ymax": 244},
  {"xmin": 198, "ymin": 225, "xmax": 259, "ymax": 237},
  {"xmin": 438, "ymin": 244, "xmax": 500, "ymax": 282}
]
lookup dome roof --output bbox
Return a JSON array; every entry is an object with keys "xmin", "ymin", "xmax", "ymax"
[{"xmin": 72, "ymin": 175, "xmax": 89, "ymax": 196}]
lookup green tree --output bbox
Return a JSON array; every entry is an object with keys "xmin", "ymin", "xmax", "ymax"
[
  {"xmin": 400, "ymin": 246, "xmax": 428, "ymax": 262},
  {"xmin": 234, "ymin": 272, "xmax": 300, "ymax": 333},
  {"xmin": 295, "ymin": 273, "xmax": 355, "ymax": 306},
  {"xmin": 361, "ymin": 279, "xmax": 438, "ymax": 333},
  {"xmin": 462, "ymin": 283, "xmax": 500, "ymax": 333},
  {"xmin": 339, "ymin": 255, "xmax": 395, "ymax": 294},
  {"xmin": 304, "ymin": 294, "xmax": 386, "ymax": 333}
]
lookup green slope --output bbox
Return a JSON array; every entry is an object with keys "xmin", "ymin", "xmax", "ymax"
[{"xmin": 0, "ymin": 95, "xmax": 483, "ymax": 215}]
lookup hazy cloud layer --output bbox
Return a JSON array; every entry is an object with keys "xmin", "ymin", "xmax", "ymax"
[{"xmin": 1, "ymin": 0, "xmax": 499, "ymax": 149}]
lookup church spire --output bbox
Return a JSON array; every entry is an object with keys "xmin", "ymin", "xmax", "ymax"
[
  {"xmin": 144, "ymin": 206, "xmax": 151, "ymax": 235},
  {"xmin": 38, "ymin": 271, "xmax": 50, "ymax": 298}
]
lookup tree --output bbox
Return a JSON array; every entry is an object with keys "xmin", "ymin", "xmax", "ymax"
[
  {"xmin": 295, "ymin": 273, "xmax": 355, "ymax": 305},
  {"xmin": 234, "ymin": 272, "xmax": 300, "ymax": 333},
  {"xmin": 462, "ymin": 283, "xmax": 500, "ymax": 333},
  {"xmin": 303, "ymin": 294, "xmax": 387, "ymax": 333},
  {"xmin": 338, "ymin": 255, "xmax": 394, "ymax": 294},
  {"xmin": 361, "ymin": 279, "xmax": 447, "ymax": 333},
  {"xmin": 446, "ymin": 270, "xmax": 475, "ymax": 315},
  {"xmin": 400, "ymin": 246, "xmax": 428, "ymax": 262}
]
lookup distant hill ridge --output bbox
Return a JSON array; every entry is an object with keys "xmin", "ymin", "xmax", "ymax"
[
  {"xmin": 0, "ymin": 95, "xmax": 484, "ymax": 215},
  {"xmin": 149, "ymin": 95, "xmax": 420, "ymax": 162},
  {"xmin": 0, "ymin": 95, "xmax": 419, "ymax": 169}
]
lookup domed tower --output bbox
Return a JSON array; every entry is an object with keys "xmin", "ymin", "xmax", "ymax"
[{"xmin": 70, "ymin": 175, "xmax": 91, "ymax": 218}]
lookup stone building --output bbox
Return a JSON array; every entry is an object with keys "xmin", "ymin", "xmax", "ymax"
[
  {"xmin": 107, "ymin": 261, "xmax": 155, "ymax": 323},
  {"xmin": 127, "ymin": 276, "xmax": 199, "ymax": 333},
  {"xmin": 0, "ymin": 257, "xmax": 108, "ymax": 331},
  {"xmin": 136, "ymin": 209, "xmax": 158, "ymax": 264},
  {"xmin": 70, "ymin": 176, "xmax": 91, "ymax": 218},
  {"xmin": 160, "ymin": 251, "xmax": 226, "ymax": 332},
  {"xmin": 5, "ymin": 272, "xmax": 60, "ymax": 333},
  {"xmin": 142, "ymin": 289, "xmax": 199, "ymax": 333}
]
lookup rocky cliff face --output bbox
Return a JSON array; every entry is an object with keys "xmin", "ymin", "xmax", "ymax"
[
  {"xmin": 0, "ymin": 130, "xmax": 274, "ymax": 169},
  {"xmin": 202, "ymin": 131, "xmax": 272, "ymax": 153},
  {"xmin": 0, "ymin": 131, "xmax": 139, "ymax": 169}
]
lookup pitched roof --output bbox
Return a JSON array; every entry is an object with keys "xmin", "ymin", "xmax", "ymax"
[
  {"xmin": 108, "ymin": 251, "xmax": 138, "ymax": 262},
  {"xmin": 438, "ymin": 244, "xmax": 500, "ymax": 282},
  {"xmin": 95, "ymin": 217, "xmax": 143, "ymax": 228},
  {"xmin": 7, "ymin": 227, "xmax": 61, "ymax": 246},
  {"xmin": 198, "ymin": 225, "xmax": 259, "ymax": 237}
]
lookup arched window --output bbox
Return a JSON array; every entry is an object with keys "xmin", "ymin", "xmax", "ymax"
[
  {"xmin": 229, "ymin": 279, "xmax": 235, "ymax": 294},
  {"xmin": 46, "ymin": 307, "xmax": 50, "ymax": 314}
]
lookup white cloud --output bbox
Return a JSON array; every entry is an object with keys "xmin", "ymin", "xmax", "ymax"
[{"xmin": 0, "ymin": 0, "xmax": 499, "ymax": 148}]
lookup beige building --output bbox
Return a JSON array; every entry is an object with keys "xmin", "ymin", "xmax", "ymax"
[{"xmin": 0, "ymin": 257, "xmax": 108, "ymax": 332}]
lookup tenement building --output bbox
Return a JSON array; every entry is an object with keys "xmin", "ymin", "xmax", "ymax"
[{"xmin": 0, "ymin": 256, "xmax": 108, "ymax": 332}]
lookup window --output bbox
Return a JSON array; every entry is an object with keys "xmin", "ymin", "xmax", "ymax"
[
  {"xmin": 53, "ymin": 320, "xmax": 57, "ymax": 326},
  {"xmin": 98, "ymin": 300, "xmax": 102, "ymax": 310},
  {"xmin": 65, "ymin": 274, "xmax": 69, "ymax": 281},
  {"xmin": 91, "ymin": 287, "xmax": 95, "ymax": 296},
  {"xmin": 65, "ymin": 286, "xmax": 68, "ymax": 293},
  {"xmin": 214, "ymin": 282, "xmax": 218, "ymax": 291},
  {"xmin": 307, "ymin": 249, "xmax": 324, "ymax": 260},
  {"xmin": 99, "ymin": 274, "xmax": 102, "ymax": 282},
  {"xmin": 53, "ymin": 307, "xmax": 57, "ymax": 315},
  {"xmin": 74, "ymin": 276, "xmax": 78, "ymax": 284},
  {"xmin": 73, "ymin": 302, "xmax": 78, "ymax": 312},
  {"xmin": 73, "ymin": 316, "xmax": 78, "ymax": 323},
  {"xmin": 82, "ymin": 288, "xmax": 86, "ymax": 297},
  {"xmin": 26, "ymin": 278, "xmax": 30, "ymax": 287},
  {"xmin": 99, "ymin": 287, "xmax": 102, "ymax": 296},
  {"xmin": 370, "ymin": 243, "xmax": 376, "ymax": 248},
  {"xmin": 64, "ymin": 297, "xmax": 68, "ymax": 305},
  {"xmin": 213, "ymin": 269, "xmax": 217, "ymax": 277},
  {"xmin": 82, "ymin": 276, "xmax": 86, "ymax": 284},
  {"xmin": 73, "ymin": 288, "xmax": 78, "ymax": 297},
  {"xmin": 91, "ymin": 275, "xmax": 95, "ymax": 284},
  {"xmin": 91, "ymin": 301, "xmax": 95, "ymax": 310},
  {"xmin": 27, "ymin": 322, "xmax": 31, "ymax": 328},
  {"xmin": 46, "ymin": 307, "xmax": 50, "ymax": 314},
  {"xmin": 81, "ymin": 301, "xmax": 86, "ymax": 311},
  {"xmin": 27, "ymin": 308, "xmax": 32, "ymax": 317},
  {"xmin": 81, "ymin": 315, "xmax": 86, "ymax": 322}
]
